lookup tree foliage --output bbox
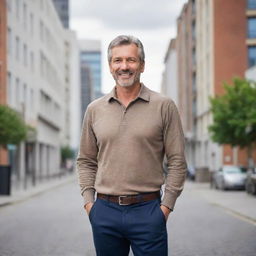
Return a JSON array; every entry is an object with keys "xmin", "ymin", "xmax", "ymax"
[
  {"xmin": 61, "ymin": 145, "xmax": 74, "ymax": 161},
  {"xmin": 0, "ymin": 105, "xmax": 27, "ymax": 145},
  {"xmin": 209, "ymin": 78, "xmax": 256, "ymax": 150}
]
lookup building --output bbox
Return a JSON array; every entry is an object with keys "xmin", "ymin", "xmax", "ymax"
[
  {"xmin": 196, "ymin": 0, "xmax": 256, "ymax": 179},
  {"xmin": 168, "ymin": 0, "xmax": 256, "ymax": 181},
  {"xmin": 176, "ymin": 0, "xmax": 197, "ymax": 174},
  {"xmin": 64, "ymin": 30, "xmax": 81, "ymax": 152},
  {"xmin": 161, "ymin": 39, "xmax": 178, "ymax": 105},
  {"xmin": 0, "ymin": 0, "xmax": 8, "ymax": 165},
  {"xmin": 79, "ymin": 40, "xmax": 102, "ymax": 122},
  {"xmin": 246, "ymin": 65, "xmax": 256, "ymax": 81},
  {"xmin": 5, "ymin": 0, "xmax": 76, "ymax": 191},
  {"xmin": 52, "ymin": 0, "xmax": 69, "ymax": 28}
]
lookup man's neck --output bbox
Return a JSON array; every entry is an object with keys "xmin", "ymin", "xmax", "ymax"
[{"xmin": 116, "ymin": 82, "xmax": 141, "ymax": 107}]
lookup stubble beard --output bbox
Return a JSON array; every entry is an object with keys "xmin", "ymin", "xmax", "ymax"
[{"xmin": 113, "ymin": 70, "xmax": 141, "ymax": 87}]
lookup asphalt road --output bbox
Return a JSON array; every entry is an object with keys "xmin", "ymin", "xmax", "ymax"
[{"xmin": 0, "ymin": 180, "xmax": 255, "ymax": 256}]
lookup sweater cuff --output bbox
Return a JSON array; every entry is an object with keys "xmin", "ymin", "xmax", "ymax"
[
  {"xmin": 161, "ymin": 190, "xmax": 178, "ymax": 211},
  {"xmin": 82, "ymin": 188, "xmax": 96, "ymax": 206}
]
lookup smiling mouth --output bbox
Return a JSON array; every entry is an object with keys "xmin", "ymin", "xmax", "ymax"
[{"xmin": 118, "ymin": 71, "xmax": 134, "ymax": 78}]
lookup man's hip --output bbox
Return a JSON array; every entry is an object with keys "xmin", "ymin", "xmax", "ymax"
[{"xmin": 89, "ymin": 196, "xmax": 168, "ymax": 256}]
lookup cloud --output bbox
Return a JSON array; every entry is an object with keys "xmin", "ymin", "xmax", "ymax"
[{"xmin": 71, "ymin": 0, "xmax": 186, "ymax": 29}]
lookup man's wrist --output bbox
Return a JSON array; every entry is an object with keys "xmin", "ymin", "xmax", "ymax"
[
  {"xmin": 160, "ymin": 204, "xmax": 173, "ymax": 212},
  {"xmin": 84, "ymin": 202, "xmax": 93, "ymax": 210}
]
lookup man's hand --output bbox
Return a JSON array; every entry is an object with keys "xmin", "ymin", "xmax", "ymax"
[
  {"xmin": 160, "ymin": 205, "xmax": 171, "ymax": 221},
  {"xmin": 84, "ymin": 202, "xmax": 94, "ymax": 215}
]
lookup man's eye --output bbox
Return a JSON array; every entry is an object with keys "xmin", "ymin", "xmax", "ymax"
[{"xmin": 114, "ymin": 59, "xmax": 121, "ymax": 63}]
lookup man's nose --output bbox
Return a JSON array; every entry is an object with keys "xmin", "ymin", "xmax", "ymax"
[{"xmin": 120, "ymin": 61, "xmax": 129, "ymax": 70}]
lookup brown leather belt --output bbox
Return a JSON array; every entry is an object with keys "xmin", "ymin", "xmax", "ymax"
[{"xmin": 97, "ymin": 191, "xmax": 160, "ymax": 206}]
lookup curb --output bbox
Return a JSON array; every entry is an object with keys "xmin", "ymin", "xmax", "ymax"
[{"xmin": 0, "ymin": 174, "xmax": 77, "ymax": 208}]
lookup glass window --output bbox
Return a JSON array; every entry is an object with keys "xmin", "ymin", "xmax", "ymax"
[
  {"xmin": 15, "ymin": 36, "xmax": 20, "ymax": 61},
  {"xmin": 15, "ymin": 77, "xmax": 20, "ymax": 106},
  {"xmin": 248, "ymin": 0, "xmax": 256, "ymax": 9},
  {"xmin": 7, "ymin": 0, "xmax": 12, "ymax": 12},
  {"xmin": 30, "ymin": 51, "xmax": 34, "ymax": 71},
  {"xmin": 7, "ymin": 72, "xmax": 12, "ymax": 104},
  {"xmin": 23, "ymin": 44, "xmax": 27, "ymax": 66},
  {"xmin": 30, "ymin": 13, "xmax": 34, "ymax": 35},
  {"xmin": 30, "ymin": 89, "xmax": 34, "ymax": 109},
  {"xmin": 7, "ymin": 28, "xmax": 12, "ymax": 55},
  {"xmin": 248, "ymin": 46, "xmax": 256, "ymax": 67},
  {"xmin": 15, "ymin": 0, "xmax": 20, "ymax": 20},
  {"xmin": 248, "ymin": 17, "xmax": 256, "ymax": 38},
  {"xmin": 23, "ymin": 3, "xmax": 27, "ymax": 29}
]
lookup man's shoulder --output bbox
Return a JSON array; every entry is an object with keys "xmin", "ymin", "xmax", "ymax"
[{"xmin": 87, "ymin": 94, "xmax": 109, "ymax": 111}]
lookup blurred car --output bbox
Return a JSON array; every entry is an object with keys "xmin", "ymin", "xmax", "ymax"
[
  {"xmin": 245, "ymin": 167, "xmax": 256, "ymax": 195},
  {"xmin": 212, "ymin": 165, "xmax": 247, "ymax": 190}
]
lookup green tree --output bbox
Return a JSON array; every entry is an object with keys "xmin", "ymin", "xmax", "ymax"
[
  {"xmin": 208, "ymin": 78, "xmax": 256, "ymax": 167},
  {"xmin": 0, "ymin": 105, "xmax": 27, "ymax": 146},
  {"xmin": 61, "ymin": 145, "xmax": 74, "ymax": 162}
]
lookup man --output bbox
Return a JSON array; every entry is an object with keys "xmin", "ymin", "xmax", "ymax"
[{"xmin": 77, "ymin": 35, "xmax": 187, "ymax": 256}]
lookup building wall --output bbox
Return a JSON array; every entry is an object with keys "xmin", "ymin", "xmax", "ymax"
[
  {"xmin": 6, "ymin": 0, "xmax": 73, "ymax": 190},
  {"xmin": 64, "ymin": 30, "xmax": 81, "ymax": 151},
  {"xmin": 0, "ymin": 0, "xmax": 8, "ymax": 165},
  {"xmin": 196, "ymin": 0, "xmax": 216, "ymax": 173},
  {"xmin": 161, "ymin": 39, "xmax": 178, "ymax": 105},
  {"xmin": 176, "ymin": 0, "xmax": 197, "ymax": 170},
  {"xmin": 195, "ymin": 0, "xmax": 256, "ymax": 173}
]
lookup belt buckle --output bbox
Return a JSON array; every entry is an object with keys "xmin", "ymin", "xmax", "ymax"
[{"xmin": 118, "ymin": 196, "xmax": 129, "ymax": 205}]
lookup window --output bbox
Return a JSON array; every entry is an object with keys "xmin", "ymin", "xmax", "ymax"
[
  {"xmin": 40, "ymin": 20, "xmax": 44, "ymax": 41},
  {"xmin": 23, "ymin": 44, "xmax": 27, "ymax": 66},
  {"xmin": 15, "ymin": 77, "xmax": 20, "ymax": 107},
  {"xmin": 192, "ymin": 0, "xmax": 196, "ymax": 14},
  {"xmin": 248, "ymin": 17, "xmax": 256, "ymax": 38},
  {"xmin": 30, "ymin": 89, "xmax": 34, "ymax": 109},
  {"xmin": 7, "ymin": 0, "xmax": 12, "ymax": 12},
  {"xmin": 30, "ymin": 51, "xmax": 34, "ymax": 71},
  {"xmin": 15, "ymin": 36, "xmax": 20, "ymax": 61},
  {"xmin": 248, "ymin": 0, "xmax": 256, "ymax": 9},
  {"xmin": 22, "ymin": 84, "xmax": 27, "ymax": 106},
  {"xmin": 15, "ymin": 0, "xmax": 20, "ymax": 20},
  {"xmin": 23, "ymin": 3, "xmax": 27, "ymax": 29},
  {"xmin": 248, "ymin": 46, "xmax": 256, "ymax": 67},
  {"xmin": 7, "ymin": 72, "xmax": 12, "ymax": 104},
  {"xmin": 30, "ymin": 13, "xmax": 34, "ymax": 35},
  {"xmin": 7, "ymin": 28, "xmax": 12, "ymax": 55}
]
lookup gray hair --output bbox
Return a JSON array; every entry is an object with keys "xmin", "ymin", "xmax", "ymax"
[{"xmin": 107, "ymin": 35, "xmax": 145, "ymax": 63}]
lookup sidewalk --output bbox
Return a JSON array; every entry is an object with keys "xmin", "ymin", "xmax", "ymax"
[
  {"xmin": 185, "ymin": 180, "xmax": 256, "ymax": 224},
  {"xmin": 0, "ymin": 173, "xmax": 77, "ymax": 208}
]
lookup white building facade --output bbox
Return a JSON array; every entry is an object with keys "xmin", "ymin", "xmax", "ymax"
[
  {"xmin": 6, "ymin": 0, "xmax": 77, "ymax": 190},
  {"xmin": 161, "ymin": 39, "xmax": 178, "ymax": 105}
]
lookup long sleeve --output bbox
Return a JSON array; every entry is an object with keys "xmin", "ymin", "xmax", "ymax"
[
  {"xmin": 161, "ymin": 100, "xmax": 187, "ymax": 210},
  {"xmin": 76, "ymin": 107, "xmax": 98, "ymax": 206}
]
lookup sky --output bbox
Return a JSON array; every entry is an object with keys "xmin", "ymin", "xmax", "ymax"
[{"xmin": 70, "ymin": 0, "xmax": 187, "ymax": 93}]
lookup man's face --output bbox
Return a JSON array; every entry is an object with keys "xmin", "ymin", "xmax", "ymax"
[{"xmin": 109, "ymin": 44, "xmax": 145, "ymax": 87}]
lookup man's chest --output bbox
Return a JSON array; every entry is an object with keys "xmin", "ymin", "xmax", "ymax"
[{"xmin": 91, "ymin": 103, "xmax": 164, "ymax": 145}]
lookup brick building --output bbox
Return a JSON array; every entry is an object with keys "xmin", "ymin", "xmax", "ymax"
[{"xmin": 0, "ymin": 0, "xmax": 8, "ymax": 165}]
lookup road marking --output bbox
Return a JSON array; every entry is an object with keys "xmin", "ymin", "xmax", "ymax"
[{"xmin": 211, "ymin": 203, "xmax": 256, "ymax": 226}]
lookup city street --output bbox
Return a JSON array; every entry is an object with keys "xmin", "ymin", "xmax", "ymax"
[{"xmin": 0, "ymin": 180, "xmax": 255, "ymax": 256}]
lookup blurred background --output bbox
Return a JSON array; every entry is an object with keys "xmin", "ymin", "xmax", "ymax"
[{"xmin": 0, "ymin": 0, "xmax": 256, "ymax": 255}]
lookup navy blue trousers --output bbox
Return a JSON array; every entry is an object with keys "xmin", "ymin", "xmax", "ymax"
[{"xmin": 89, "ymin": 198, "xmax": 168, "ymax": 256}]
